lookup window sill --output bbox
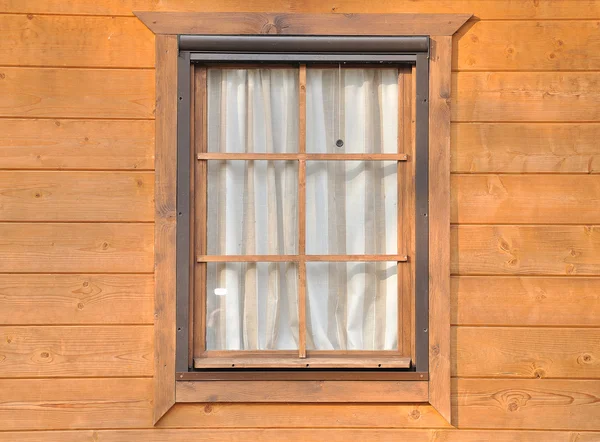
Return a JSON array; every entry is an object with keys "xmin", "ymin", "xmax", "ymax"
[{"xmin": 176, "ymin": 379, "xmax": 429, "ymax": 403}]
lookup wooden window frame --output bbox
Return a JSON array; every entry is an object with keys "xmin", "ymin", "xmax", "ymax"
[{"xmin": 137, "ymin": 12, "xmax": 470, "ymax": 426}]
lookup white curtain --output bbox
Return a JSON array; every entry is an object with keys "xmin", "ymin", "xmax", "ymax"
[{"xmin": 205, "ymin": 67, "xmax": 398, "ymax": 351}]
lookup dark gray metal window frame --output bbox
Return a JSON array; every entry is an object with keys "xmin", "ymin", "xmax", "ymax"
[{"xmin": 176, "ymin": 35, "xmax": 429, "ymax": 378}]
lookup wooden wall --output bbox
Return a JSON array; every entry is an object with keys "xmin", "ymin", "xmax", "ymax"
[{"xmin": 0, "ymin": 1, "xmax": 599, "ymax": 440}]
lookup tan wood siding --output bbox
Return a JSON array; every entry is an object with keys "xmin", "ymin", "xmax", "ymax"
[
  {"xmin": 0, "ymin": 326, "xmax": 152, "ymax": 377},
  {"xmin": 452, "ymin": 174, "xmax": 600, "ymax": 224},
  {"xmin": 451, "ymin": 276, "xmax": 600, "ymax": 326},
  {"xmin": 451, "ymin": 225, "xmax": 600, "ymax": 275},
  {"xmin": 0, "ymin": 223, "xmax": 153, "ymax": 273},
  {"xmin": 0, "ymin": 171, "xmax": 154, "ymax": 221},
  {"xmin": 0, "ymin": 0, "xmax": 599, "ymax": 439},
  {"xmin": 0, "ymin": 274, "xmax": 153, "ymax": 324},
  {"xmin": 0, "ymin": 119, "xmax": 154, "ymax": 170},
  {"xmin": 454, "ymin": 327, "xmax": 600, "ymax": 379},
  {"xmin": 0, "ymin": 68, "xmax": 155, "ymax": 119}
]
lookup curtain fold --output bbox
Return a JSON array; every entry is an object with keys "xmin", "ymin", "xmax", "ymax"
[
  {"xmin": 206, "ymin": 68, "xmax": 299, "ymax": 350},
  {"xmin": 205, "ymin": 67, "xmax": 398, "ymax": 351}
]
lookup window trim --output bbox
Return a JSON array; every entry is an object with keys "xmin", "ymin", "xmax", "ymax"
[
  {"xmin": 177, "ymin": 38, "xmax": 429, "ymax": 375},
  {"xmin": 137, "ymin": 11, "xmax": 471, "ymax": 426}
]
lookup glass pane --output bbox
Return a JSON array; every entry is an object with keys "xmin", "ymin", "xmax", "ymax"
[
  {"xmin": 207, "ymin": 160, "xmax": 297, "ymax": 255},
  {"xmin": 306, "ymin": 67, "xmax": 398, "ymax": 154},
  {"xmin": 208, "ymin": 68, "xmax": 299, "ymax": 153},
  {"xmin": 306, "ymin": 262, "xmax": 398, "ymax": 350},
  {"xmin": 305, "ymin": 161, "xmax": 397, "ymax": 255},
  {"xmin": 206, "ymin": 262, "xmax": 299, "ymax": 350}
]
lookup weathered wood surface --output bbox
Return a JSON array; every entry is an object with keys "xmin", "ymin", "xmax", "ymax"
[
  {"xmin": 0, "ymin": 274, "xmax": 153, "ymax": 324},
  {"xmin": 451, "ymin": 276, "xmax": 600, "ymax": 326},
  {"xmin": 454, "ymin": 379, "xmax": 600, "ymax": 430},
  {"xmin": 0, "ymin": 171, "xmax": 154, "ymax": 221},
  {"xmin": 158, "ymin": 403, "xmax": 450, "ymax": 428},
  {"xmin": 454, "ymin": 327, "xmax": 600, "ymax": 379},
  {"xmin": 0, "ymin": 68, "xmax": 154, "ymax": 118},
  {"xmin": 0, "ymin": 119, "xmax": 154, "ymax": 170},
  {"xmin": 0, "ymin": 15, "xmax": 154, "ymax": 67},
  {"xmin": 177, "ymin": 380, "xmax": 428, "ymax": 403},
  {"xmin": 1, "ymin": 429, "xmax": 596, "ymax": 442},
  {"xmin": 452, "ymin": 123, "xmax": 600, "ymax": 173},
  {"xmin": 452, "ymin": 175, "xmax": 600, "ymax": 224},
  {"xmin": 0, "ymin": 378, "xmax": 152, "ymax": 430},
  {"xmin": 153, "ymin": 34, "xmax": 178, "ymax": 424},
  {"xmin": 0, "ymin": 223, "xmax": 153, "ymax": 273},
  {"xmin": 1, "ymin": 0, "xmax": 599, "ymax": 19},
  {"xmin": 0, "ymin": 326, "xmax": 152, "ymax": 377},
  {"xmin": 452, "ymin": 225, "xmax": 600, "ymax": 275},
  {"xmin": 453, "ymin": 72, "xmax": 600, "ymax": 122}
]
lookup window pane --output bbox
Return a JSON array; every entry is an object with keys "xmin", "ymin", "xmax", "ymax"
[
  {"xmin": 208, "ymin": 68, "xmax": 299, "ymax": 153},
  {"xmin": 306, "ymin": 262, "xmax": 398, "ymax": 350},
  {"xmin": 207, "ymin": 160, "xmax": 298, "ymax": 255},
  {"xmin": 206, "ymin": 262, "xmax": 299, "ymax": 350},
  {"xmin": 306, "ymin": 161, "xmax": 397, "ymax": 255},
  {"xmin": 306, "ymin": 68, "xmax": 398, "ymax": 154}
]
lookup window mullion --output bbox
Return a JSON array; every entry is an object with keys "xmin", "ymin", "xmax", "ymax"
[{"xmin": 298, "ymin": 64, "xmax": 307, "ymax": 359}]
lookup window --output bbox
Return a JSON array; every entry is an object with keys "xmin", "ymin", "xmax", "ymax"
[
  {"xmin": 140, "ymin": 11, "xmax": 469, "ymax": 424},
  {"xmin": 177, "ymin": 37, "xmax": 429, "ymax": 376}
]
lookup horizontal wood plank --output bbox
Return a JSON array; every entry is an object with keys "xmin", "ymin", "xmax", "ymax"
[
  {"xmin": 0, "ymin": 68, "xmax": 154, "ymax": 119},
  {"xmin": 0, "ymin": 223, "xmax": 153, "ymax": 273},
  {"xmin": 451, "ymin": 276, "xmax": 600, "ymax": 326},
  {"xmin": 3, "ymin": 429, "xmax": 598, "ymax": 442},
  {"xmin": 0, "ymin": 119, "xmax": 154, "ymax": 170},
  {"xmin": 0, "ymin": 171, "xmax": 154, "ymax": 221},
  {"xmin": 0, "ymin": 378, "xmax": 151, "ymax": 430},
  {"xmin": 454, "ymin": 327, "xmax": 600, "ymax": 379},
  {"xmin": 454, "ymin": 379, "xmax": 600, "ymax": 430},
  {"xmin": 159, "ymin": 403, "xmax": 450, "ymax": 428},
  {"xmin": 452, "ymin": 175, "xmax": 600, "ymax": 224},
  {"xmin": 453, "ymin": 72, "xmax": 600, "ymax": 122},
  {"xmin": 0, "ymin": 274, "xmax": 153, "ymax": 324},
  {"xmin": 0, "ymin": 326, "xmax": 152, "ymax": 377},
  {"xmin": 194, "ymin": 356, "xmax": 411, "ymax": 369},
  {"xmin": 137, "ymin": 12, "xmax": 470, "ymax": 36},
  {"xmin": 451, "ymin": 123, "xmax": 600, "ymax": 173},
  {"xmin": 455, "ymin": 21, "xmax": 600, "ymax": 71},
  {"xmin": 176, "ymin": 380, "xmax": 428, "ymax": 403},
  {"xmin": 0, "ymin": 15, "xmax": 154, "ymax": 68},
  {"xmin": 451, "ymin": 225, "xmax": 600, "ymax": 275},
  {"xmin": 1, "ymin": 0, "xmax": 599, "ymax": 19}
]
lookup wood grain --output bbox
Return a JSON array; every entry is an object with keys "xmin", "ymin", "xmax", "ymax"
[
  {"xmin": 452, "ymin": 276, "xmax": 600, "ymax": 326},
  {"xmin": 158, "ymin": 403, "xmax": 450, "ymax": 428},
  {"xmin": 452, "ymin": 225, "xmax": 600, "ymax": 275},
  {"xmin": 0, "ymin": 429, "xmax": 597, "ymax": 442},
  {"xmin": 0, "ymin": 223, "xmax": 153, "ymax": 273},
  {"xmin": 0, "ymin": 274, "xmax": 153, "ymax": 324},
  {"xmin": 428, "ymin": 35, "xmax": 452, "ymax": 424},
  {"xmin": 0, "ymin": 14, "xmax": 154, "ymax": 68},
  {"xmin": 0, "ymin": 67, "xmax": 154, "ymax": 119},
  {"xmin": 454, "ymin": 327, "xmax": 600, "ymax": 379},
  {"xmin": 136, "ymin": 12, "xmax": 470, "ymax": 36},
  {"xmin": 153, "ymin": 34, "xmax": 178, "ymax": 424},
  {"xmin": 0, "ymin": 326, "xmax": 152, "ymax": 377},
  {"xmin": 0, "ymin": 378, "xmax": 151, "ymax": 430},
  {"xmin": 452, "ymin": 174, "xmax": 600, "ymax": 224},
  {"xmin": 451, "ymin": 123, "xmax": 600, "ymax": 173},
  {"xmin": 453, "ymin": 72, "xmax": 600, "ymax": 122},
  {"xmin": 0, "ymin": 119, "xmax": 154, "ymax": 170},
  {"xmin": 454, "ymin": 20, "xmax": 600, "ymax": 71},
  {"xmin": 0, "ymin": 171, "xmax": 154, "ymax": 221},
  {"xmin": 177, "ymin": 380, "xmax": 428, "ymax": 403},
  {"xmin": 454, "ymin": 379, "xmax": 600, "ymax": 430},
  {"xmin": 1, "ymin": 0, "xmax": 599, "ymax": 19}
]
